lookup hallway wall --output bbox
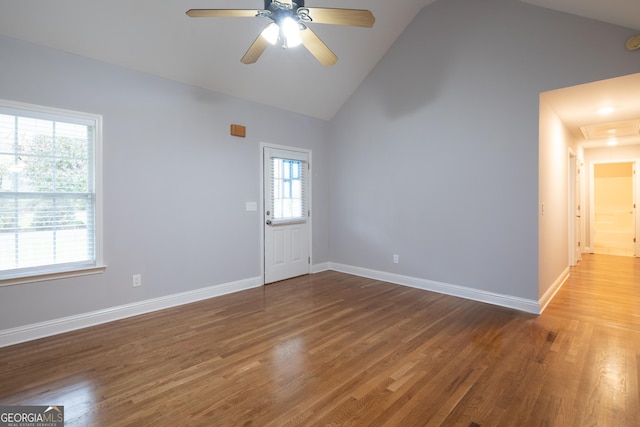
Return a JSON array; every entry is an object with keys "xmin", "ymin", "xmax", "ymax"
[{"xmin": 329, "ymin": 0, "xmax": 640, "ymax": 303}]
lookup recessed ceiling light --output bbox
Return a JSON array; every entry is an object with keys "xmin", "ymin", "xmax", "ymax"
[
  {"xmin": 597, "ymin": 107, "xmax": 614, "ymax": 115},
  {"xmin": 607, "ymin": 138, "xmax": 618, "ymax": 146}
]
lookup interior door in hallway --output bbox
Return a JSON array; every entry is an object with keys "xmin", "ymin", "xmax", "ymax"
[
  {"xmin": 593, "ymin": 162, "xmax": 635, "ymax": 256},
  {"xmin": 569, "ymin": 151, "xmax": 582, "ymax": 265},
  {"xmin": 263, "ymin": 146, "xmax": 311, "ymax": 284}
]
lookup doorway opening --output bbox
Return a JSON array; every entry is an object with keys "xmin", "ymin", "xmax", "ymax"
[
  {"xmin": 591, "ymin": 161, "xmax": 636, "ymax": 256},
  {"xmin": 538, "ymin": 73, "xmax": 640, "ymax": 311}
]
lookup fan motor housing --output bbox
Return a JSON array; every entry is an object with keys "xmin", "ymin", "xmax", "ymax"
[
  {"xmin": 264, "ymin": 0, "xmax": 310, "ymax": 26},
  {"xmin": 265, "ymin": 0, "xmax": 304, "ymax": 10}
]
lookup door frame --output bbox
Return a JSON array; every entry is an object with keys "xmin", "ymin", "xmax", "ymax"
[
  {"xmin": 259, "ymin": 142, "xmax": 312, "ymax": 284},
  {"xmin": 588, "ymin": 158, "xmax": 639, "ymax": 257}
]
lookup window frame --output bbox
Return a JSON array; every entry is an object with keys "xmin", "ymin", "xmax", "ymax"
[{"xmin": 0, "ymin": 99, "xmax": 105, "ymax": 286}]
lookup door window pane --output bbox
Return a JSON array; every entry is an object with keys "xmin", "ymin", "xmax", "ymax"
[{"xmin": 271, "ymin": 158, "xmax": 305, "ymax": 220}]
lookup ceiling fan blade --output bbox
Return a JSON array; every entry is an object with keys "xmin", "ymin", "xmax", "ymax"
[
  {"xmin": 306, "ymin": 8, "xmax": 375, "ymax": 27},
  {"xmin": 241, "ymin": 30, "xmax": 271, "ymax": 64},
  {"xmin": 186, "ymin": 9, "xmax": 259, "ymax": 18},
  {"xmin": 300, "ymin": 27, "xmax": 338, "ymax": 66}
]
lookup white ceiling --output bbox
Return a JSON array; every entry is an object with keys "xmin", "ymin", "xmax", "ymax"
[
  {"xmin": 542, "ymin": 73, "xmax": 640, "ymax": 148},
  {"xmin": 0, "ymin": 0, "xmax": 638, "ymax": 124}
]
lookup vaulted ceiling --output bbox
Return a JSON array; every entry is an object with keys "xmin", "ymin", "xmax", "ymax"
[{"xmin": 0, "ymin": 0, "xmax": 638, "ymax": 122}]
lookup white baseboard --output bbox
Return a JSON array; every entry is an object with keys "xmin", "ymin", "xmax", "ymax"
[
  {"xmin": 1, "ymin": 264, "xmax": 554, "ymax": 348},
  {"xmin": 0, "ymin": 276, "xmax": 262, "ymax": 348},
  {"xmin": 312, "ymin": 262, "xmax": 330, "ymax": 274},
  {"xmin": 329, "ymin": 263, "xmax": 541, "ymax": 314},
  {"xmin": 538, "ymin": 266, "xmax": 570, "ymax": 314}
]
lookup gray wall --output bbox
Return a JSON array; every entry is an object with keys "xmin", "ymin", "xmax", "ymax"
[
  {"xmin": 328, "ymin": 0, "xmax": 639, "ymax": 300},
  {"xmin": 0, "ymin": 35, "xmax": 330, "ymax": 330}
]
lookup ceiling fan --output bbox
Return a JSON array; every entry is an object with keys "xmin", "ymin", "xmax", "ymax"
[
  {"xmin": 626, "ymin": 35, "xmax": 640, "ymax": 51},
  {"xmin": 186, "ymin": 0, "xmax": 375, "ymax": 66}
]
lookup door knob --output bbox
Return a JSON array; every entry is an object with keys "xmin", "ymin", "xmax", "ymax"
[{"xmin": 266, "ymin": 220, "xmax": 272, "ymax": 225}]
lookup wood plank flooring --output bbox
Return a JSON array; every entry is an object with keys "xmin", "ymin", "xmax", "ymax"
[{"xmin": 1, "ymin": 254, "xmax": 639, "ymax": 426}]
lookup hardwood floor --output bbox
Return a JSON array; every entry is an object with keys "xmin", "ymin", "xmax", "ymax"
[{"xmin": 1, "ymin": 254, "xmax": 639, "ymax": 426}]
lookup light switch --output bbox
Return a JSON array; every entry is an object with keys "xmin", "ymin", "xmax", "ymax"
[{"xmin": 246, "ymin": 202, "xmax": 257, "ymax": 211}]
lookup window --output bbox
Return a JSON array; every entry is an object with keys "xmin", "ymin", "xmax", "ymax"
[
  {"xmin": 272, "ymin": 158, "xmax": 305, "ymax": 220},
  {"xmin": 0, "ymin": 100, "xmax": 103, "ymax": 284},
  {"xmin": 266, "ymin": 149, "xmax": 308, "ymax": 225}
]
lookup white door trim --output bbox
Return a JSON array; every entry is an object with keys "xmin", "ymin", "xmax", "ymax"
[{"xmin": 259, "ymin": 142, "xmax": 313, "ymax": 284}]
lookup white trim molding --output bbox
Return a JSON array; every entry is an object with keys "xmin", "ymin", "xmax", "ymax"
[
  {"xmin": 0, "ymin": 265, "xmax": 106, "ymax": 288},
  {"xmin": 312, "ymin": 262, "xmax": 331, "ymax": 274},
  {"xmin": 0, "ymin": 276, "xmax": 262, "ymax": 348},
  {"xmin": 2, "ymin": 266, "xmax": 558, "ymax": 348},
  {"xmin": 538, "ymin": 266, "xmax": 570, "ymax": 314},
  {"xmin": 329, "ymin": 263, "xmax": 541, "ymax": 314}
]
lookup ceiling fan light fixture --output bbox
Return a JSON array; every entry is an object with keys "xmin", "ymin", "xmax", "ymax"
[
  {"xmin": 186, "ymin": 1, "xmax": 375, "ymax": 65},
  {"xmin": 261, "ymin": 22, "xmax": 280, "ymax": 44},
  {"xmin": 282, "ymin": 17, "xmax": 302, "ymax": 48}
]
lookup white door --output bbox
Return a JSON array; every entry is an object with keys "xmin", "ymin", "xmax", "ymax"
[
  {"xmin": 569, "ymin": 151, "xmax": 581, "ymax": 266},
  {"xmin": 263, "ymin": 146, "xmax": 310, "ymax": 284},
  {"xmin": 593, "ymin": 162, "xmax": 635, "ymax": 256},
  {"xmin": 575, "ymin": 159, "xmax": 582, "ymax": 263}
]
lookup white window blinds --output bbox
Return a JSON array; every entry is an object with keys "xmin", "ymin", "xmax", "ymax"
[
  {"xmin": 267, "ymin": 149, "xmax": 308, "ymax": 225},
  {"xmin": 0, "ymin": 100, "xmax": 101, "ymax": 280}
]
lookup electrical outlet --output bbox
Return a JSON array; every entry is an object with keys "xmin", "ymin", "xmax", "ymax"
[
  {"xmin": 132, "ymin": 274, "xmax": 142, "ymax": 287},
  {"xmin": 393, "ymin": 254, "xmax": 399, "ymax": 264}
]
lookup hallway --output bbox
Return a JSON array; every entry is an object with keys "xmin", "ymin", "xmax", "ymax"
[
  {"xmin": 531, "ymin": 253, "xmax": 640, "ymax": 426},
  {"xmin": 545, "ymin": 253, "xmax": 640, "ymax": 330}
]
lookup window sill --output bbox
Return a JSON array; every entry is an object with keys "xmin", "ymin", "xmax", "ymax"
[{"xmin": 0, "ymin": 266, "xmax": 107, "ymax": 287}]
